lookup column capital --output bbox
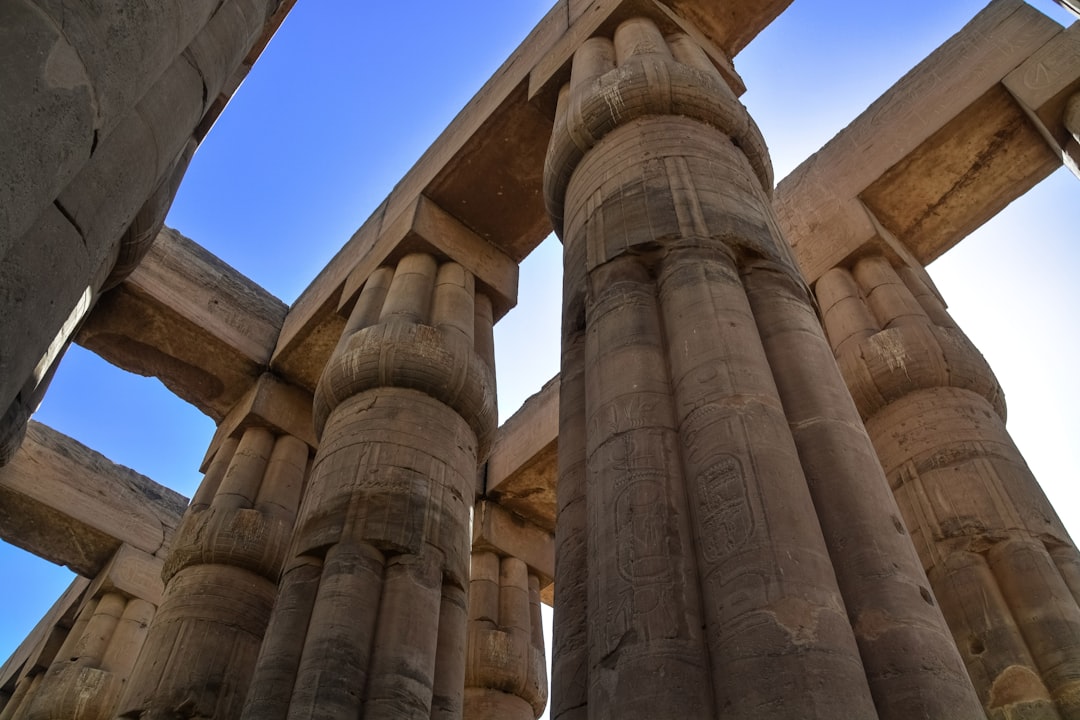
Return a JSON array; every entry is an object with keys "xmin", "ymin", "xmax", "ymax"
[{"xmin": 544, "ymin": 17, "xmax": 771, "ymax": 236}]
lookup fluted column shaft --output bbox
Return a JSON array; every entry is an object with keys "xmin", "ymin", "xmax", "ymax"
[
  {"xmin": 464, "ymin": 550, "xmax": 548, "ymax": 720},
  {"xmin": 118, "ymin": 426, "xmax": 309, "ymax": 719},
  {"xmin": 15, "ymin": 592, "xmax": 153, "ymax": 720},
  {"xmin": 544, "ymin": 17, "xmax": 982, "ymax": 720},
  {"xmin": 816, "ymin": 255, "xmax": 1080, "ymax": 719},
  {"xmin": 241, "ymin": 254, "xmax": 497, "ymax": 720}
]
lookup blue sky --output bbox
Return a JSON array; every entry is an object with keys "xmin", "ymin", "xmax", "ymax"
[{"xmin": 4, "ymin": 3, "xmax": 1078, "ymax": 716}]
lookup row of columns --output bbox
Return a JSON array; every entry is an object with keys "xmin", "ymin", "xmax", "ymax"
[
  {"xmin": 6, "ymin": 8, "xmax": 1078, "ymax": 720},
  {"xmin": 1, "ymin": 259, "xmax": 551, "ymax": 720}
]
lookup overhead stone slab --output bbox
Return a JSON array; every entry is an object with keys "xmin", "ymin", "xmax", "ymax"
[
  {"xmin": 859, "ymin": 84, "xmax": 1060, "ymax": 265},
  {"xmin": 77, "ymin": 226, "xmax": 288, "ymax": 422},
  {"xmin": 484, "ymin": 376, "xmax": 559, "ymax": 533},
  {"xmin": 775, "ymin": 0, "xmax": 1064, "ymax": 281},
  {"xmin": 1003, "ymin": 21, "xmax": 1080, "ymax": 176},
  {"xmin": 0, "ymin": 421, "xmax": 187, "ymax": 577}
]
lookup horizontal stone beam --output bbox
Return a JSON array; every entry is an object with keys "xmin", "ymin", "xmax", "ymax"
[
  {"xmin": 0, "ymin": 421, "xmax": 188, "ymax": 578},
  {"xmin": 775, "ymin": 0, "xmax": 1067, "ymax": 283},
  {"xmin": 484, "ymin": 376, "xmax": 559, "ymax": 532},
  {"xmin": 474, "ymin": 500, "xmax": 554, "ymax": 587},
  {"xmin": 1003, "ymin": 22, "xmax": 1080, "ymax": 177},
  {"xmin": 77, "ymin": 226, "xmax": 288, "ymax": 422}
]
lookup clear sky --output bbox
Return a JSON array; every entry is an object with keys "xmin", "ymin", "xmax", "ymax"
[{"xmin": 4, "ymin": 3, "xmax": 1078, "ymax": 717}]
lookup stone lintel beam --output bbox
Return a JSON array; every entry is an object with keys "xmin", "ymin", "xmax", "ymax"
[
  {"xmin": 200, "ymin": 372, "xmax": 316, "ymax": 472},
  {"xmin": 0, "ymin": 577, "xmax": 90, "ymax": 696},
  {"xmin": 484, "ymin": 377, "xmax": 558, "ymax": 533},
  {"xmin": 77, "ymin": 226, "xmax": 288, "ymax": 422},
  {"xmin": 473, "ymin": 500, "xmax": 554, "ymax": 588},
  {"xmin": 270, "ymin": 0, "xmax": 788, "ymax": 396},
  {"xmin": 775, "ymin": 0, "xmax": 1064, "ymax": 283},
  {"xmin": 0, "ymin": 422, "xmax": 188, "ymax": 577},
  {"xmin": 1003, "ymin": 22, "xmax": 1080, "ymax": 177},
  {"xmin": 85, "ymin": 544, "xmax": 166, "ymax": 608}
]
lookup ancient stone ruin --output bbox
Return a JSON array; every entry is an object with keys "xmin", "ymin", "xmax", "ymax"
[{"xmin": 2, "ymin": 1, "xmax": 1079, "ymax": 718}]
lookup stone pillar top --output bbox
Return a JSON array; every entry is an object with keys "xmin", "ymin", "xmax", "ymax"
[{"xmin": 199, "ymin": 372, "xmax": 316, "ymax": 472}]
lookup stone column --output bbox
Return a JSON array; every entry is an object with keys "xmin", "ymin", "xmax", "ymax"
[
  {"xmin": 551, "ymin": 318, "xmax": 588, "ymax": 720},
  {"xmin": 816, "ymin": 255, "xmax": 1080, "ymax": 720},
  {"xmin": 543, "ymin": 17, "xmax": 983, "ymax": 720},
  {"xmin": 464, "ymin": 549, "xmax": 547, "ymax": 720},
  {"xmin": 19, "ymin": 591, "xmax": 153, "ymax": 720},
  {"xmin": 117, "ymin": 421, "xmax": 310, "ymax": 719},
  {"xmin": 241, "ymin": 254, "xmax": 497, "ymax": 719}
]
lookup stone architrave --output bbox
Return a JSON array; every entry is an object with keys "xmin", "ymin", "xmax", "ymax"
[
  {"xmin": 241, "ymin": 253, "xmax": 497, "ymax": 719},
  {"xmin": 117, "ymin": 422, "xmax": 310, "ymax": 719},
  {"xmin": 543, "ymin": 16, "xmax": 985, "ymax": 720},
  {"xmin": 816, "ymin": 254, "xmax": 1080, "ymax": 719}
]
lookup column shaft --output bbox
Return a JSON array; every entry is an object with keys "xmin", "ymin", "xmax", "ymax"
[
  {"xmin": 0, "ymin": 0, "xmax": 288, "ymax": 467},
  {"xmin": 744, "ymin": 261, "xmax": 981, "ymax": 714},
  {"xmin": 552, "ymin": 319, "xmax": 588, "ymax": 720},
  {"xmin": 19, "ymin": 591, "xmax": 155, "ymax": 720}
]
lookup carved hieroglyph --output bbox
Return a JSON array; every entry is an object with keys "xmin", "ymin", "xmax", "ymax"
[
  {"xmin": 543, "ymin": 16, "xmax": 984, "ymax": 720},
  {"xmin": 817, "ymin": 255, "xmax": 1080, "ymax": 719}
]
